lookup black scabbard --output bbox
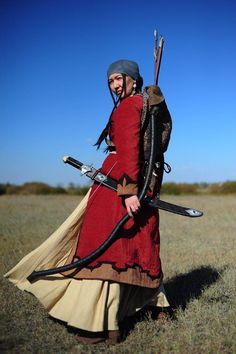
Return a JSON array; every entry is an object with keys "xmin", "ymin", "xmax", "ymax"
[{"xmin": 63, "ymin": 156, "xmax": 203, "ymax": 218}]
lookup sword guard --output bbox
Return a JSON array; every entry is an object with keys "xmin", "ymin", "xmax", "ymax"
[{"xmin": 81, "ymin": 164, "xmax": 92, "ymax": 175}]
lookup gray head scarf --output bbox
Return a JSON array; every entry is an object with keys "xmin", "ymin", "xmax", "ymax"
[{"xmin": 107, "ymin": 59, "xmax": 141, "ymax": 80}]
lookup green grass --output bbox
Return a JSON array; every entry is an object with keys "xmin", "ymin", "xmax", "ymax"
[{"xmin": 0, "ymin": 195, "xmax": 235, "ymax": 353}]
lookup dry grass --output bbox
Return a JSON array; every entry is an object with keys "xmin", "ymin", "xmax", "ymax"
[{"xmin": 0, "ymin": 195, "xmax": 235, "ymax": 353}]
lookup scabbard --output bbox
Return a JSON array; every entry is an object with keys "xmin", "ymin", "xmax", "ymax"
[{"xmin": 63, "ymin": 156, "xmax": 203, "ymax": 218}]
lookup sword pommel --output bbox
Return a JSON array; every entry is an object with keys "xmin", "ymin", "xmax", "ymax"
[{"xmin": 63, "ymin": 156, "xmax": 69, "ymax": 163}]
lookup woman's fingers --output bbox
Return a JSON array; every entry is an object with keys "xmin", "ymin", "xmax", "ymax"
[
  {"xmin": 131, "ymin": 205, "xmax": 139, "ymax": 212},
  {"xmin": 127, "ymin": 206, "xmax": 133, "ymax": 217},
  {"xmin": 125, "ymin": 196, "xmax": 141, "ymax": 217}
]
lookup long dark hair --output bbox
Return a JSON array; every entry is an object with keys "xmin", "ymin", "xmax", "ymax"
[{"xmin": 94, "ymin": 74, "xmax": 143, "ymax": 150}]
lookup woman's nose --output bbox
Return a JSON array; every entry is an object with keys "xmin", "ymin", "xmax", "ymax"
[{"xmin": 113, "ymin": 80, "xmax": 120, "ymax": 88}]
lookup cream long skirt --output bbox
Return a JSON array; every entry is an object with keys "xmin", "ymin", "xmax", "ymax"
[{"xmin": 4, "ymin": 191, "xmax": 169, "ymax": 332}]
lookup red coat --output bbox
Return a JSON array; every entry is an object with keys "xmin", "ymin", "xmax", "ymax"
[{"xmin": 72, "ymin": 95, "xmax": 162, "ymax": 288}]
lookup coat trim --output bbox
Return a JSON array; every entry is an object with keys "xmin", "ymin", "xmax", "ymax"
[
  {"xmin": 117, "ymin": 173, "xmax": 138, "ymax": 196},
  {"xmin": 62, "ymin": 261, "xmax": 163, "ymax": 289}
]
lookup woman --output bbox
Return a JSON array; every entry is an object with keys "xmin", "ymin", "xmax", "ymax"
[{"xmin": 5, "ymin": 59, "xmax": 171, "ymax": 345}]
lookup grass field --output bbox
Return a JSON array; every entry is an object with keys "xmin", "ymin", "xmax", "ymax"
[{"xmin": 0, "ymin": 194, "xmax": 235, "ymax": 353}]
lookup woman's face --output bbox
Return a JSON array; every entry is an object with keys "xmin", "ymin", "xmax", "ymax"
[{"xmin": 108, "ymin": 73, "xmax": 135, "ymax": 98}]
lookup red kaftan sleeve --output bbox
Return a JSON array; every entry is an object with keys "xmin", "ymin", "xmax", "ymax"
[{"xmin": 113, "ymin": 96, "xmax": 142, "ymax": 196}]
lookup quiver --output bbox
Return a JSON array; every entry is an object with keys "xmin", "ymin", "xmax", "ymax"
[{"xmin": 140, "ymin": 85, "xmax": 172, "ymax": 196}]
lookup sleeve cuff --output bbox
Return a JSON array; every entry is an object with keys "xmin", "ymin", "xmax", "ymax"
[{"xmin": 117, "ymin": 174, "xmax": 138, "ymax": 196}]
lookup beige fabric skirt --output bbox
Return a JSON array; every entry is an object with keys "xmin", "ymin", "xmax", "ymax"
[{"xmin": 4, "ymin": 191, "xmax": 169, "ymax": 332}]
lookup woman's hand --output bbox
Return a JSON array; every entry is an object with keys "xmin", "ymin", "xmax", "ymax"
[{"xmin": 124, "ymin": 195, "xmax": 141, "ymax": 217}]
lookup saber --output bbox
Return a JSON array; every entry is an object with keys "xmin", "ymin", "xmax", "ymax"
[{"xmin": 63, "ymin": 156, "xmax": 203, "ymax": 218}]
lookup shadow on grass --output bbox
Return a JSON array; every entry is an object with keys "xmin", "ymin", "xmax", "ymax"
[
  {"xmin": 120, "ymin": 265, "xmax": 220, "ymax": 340},
  {"xmin": 165, "ymin": 265, "xmax": 220, "ymax": 310}
]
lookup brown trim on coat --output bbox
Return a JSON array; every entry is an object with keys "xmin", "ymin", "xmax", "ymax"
[
  {"xmin": 61, "ymin": 262, "xmax": 162, "ymax": 289},
  {"xmin": 117, "ymin": 174, "xmax": 138, "ymax": 196}
]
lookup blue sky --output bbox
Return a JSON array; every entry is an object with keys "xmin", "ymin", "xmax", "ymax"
[{"xmin": 1, "ymin": 0, "xmax": 235, "ymax": 186}]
